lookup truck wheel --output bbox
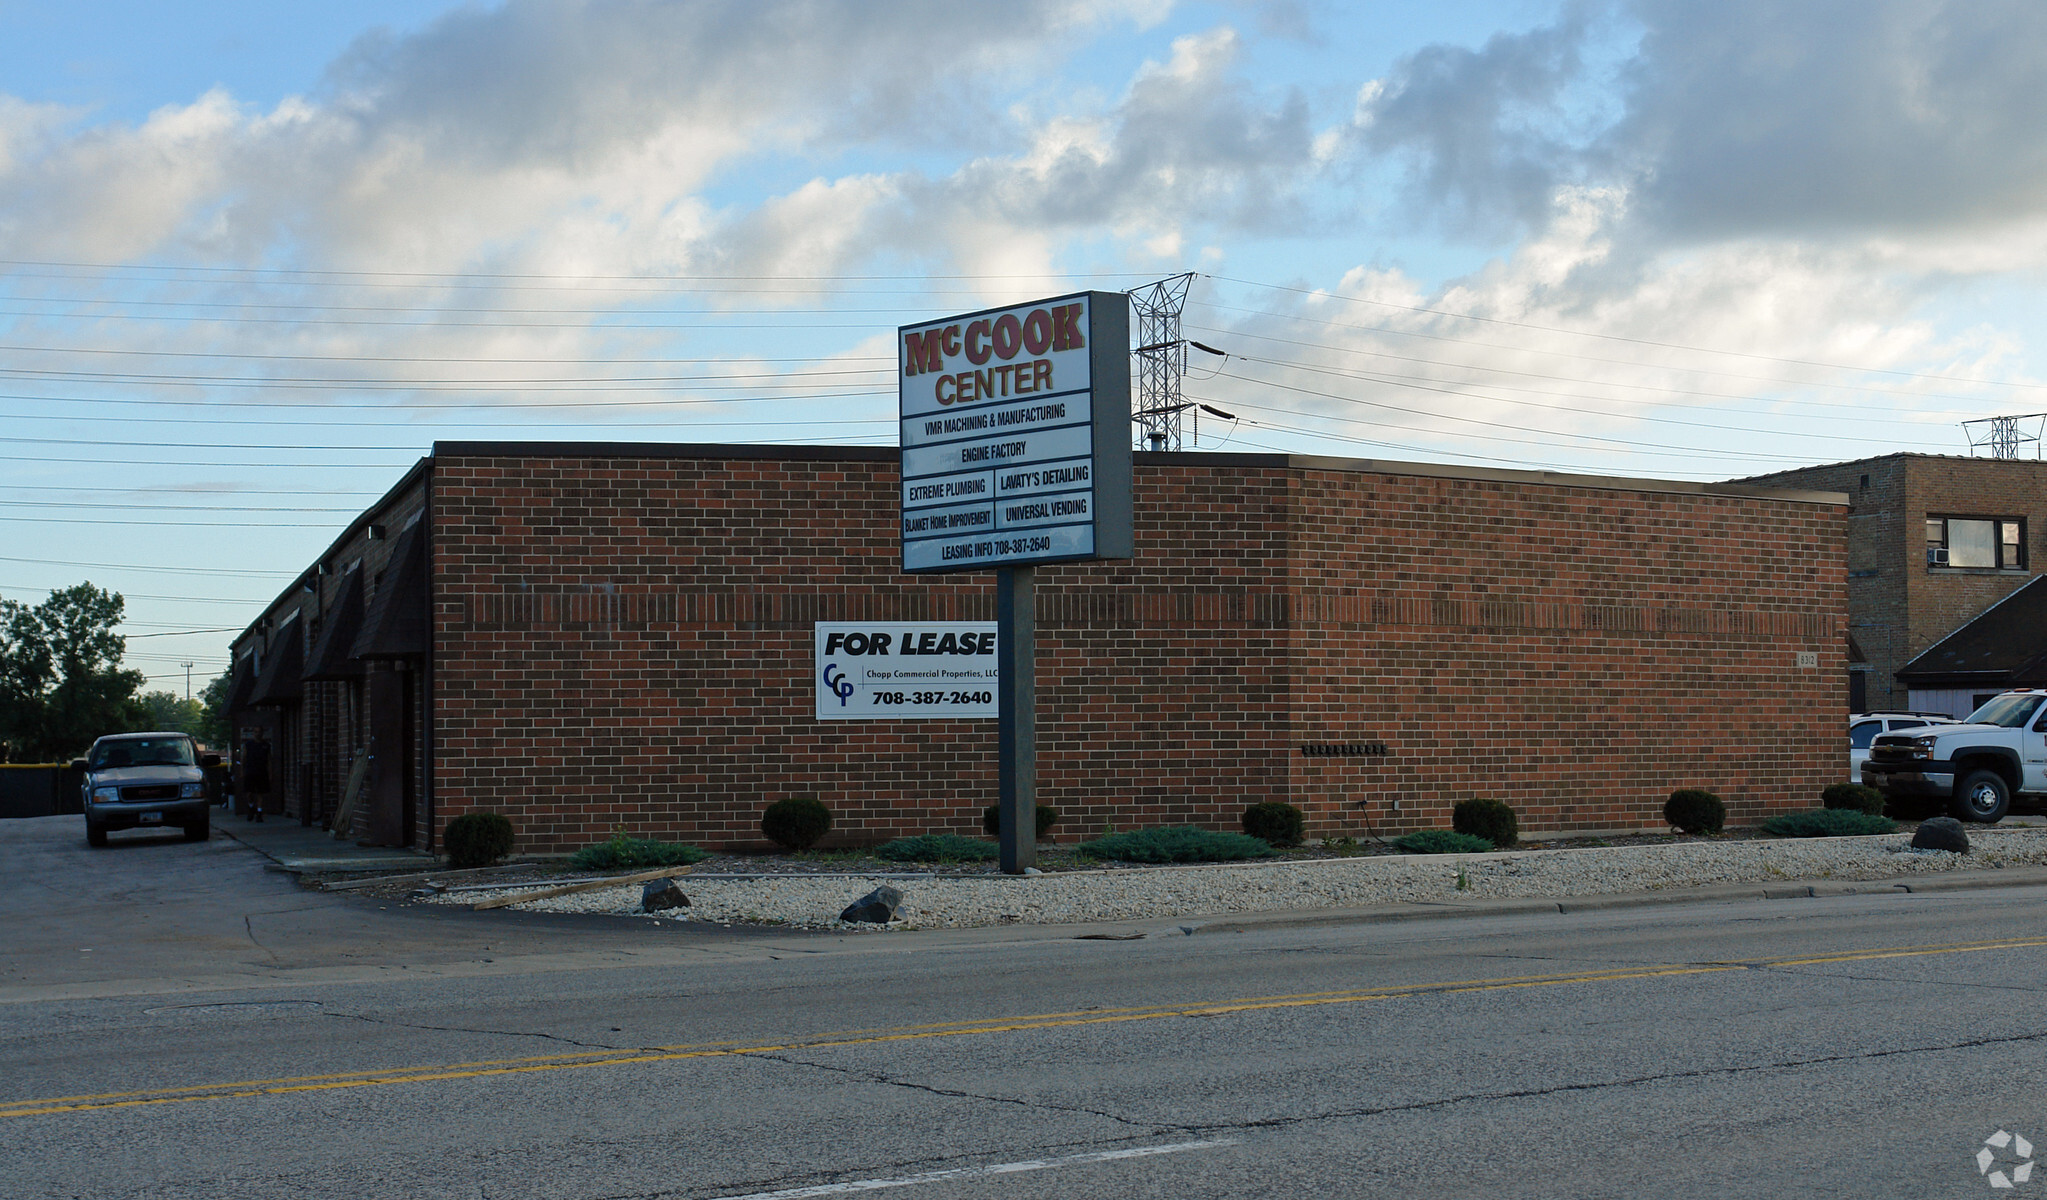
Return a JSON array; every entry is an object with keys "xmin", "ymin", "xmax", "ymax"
[
  {"xmin": 183, "ymin": 816, "xmax": 209, "ymax": 842},
  {"xmin": 1952, "ymin": 770, "xmax": 2011, "ymax": 823},
  {"xmin": 86, "ymin": 821, "xmax": 108, "ymax": 847}
]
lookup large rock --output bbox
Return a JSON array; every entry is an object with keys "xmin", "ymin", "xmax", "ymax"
[
  {"xmin": 1912, "ymin": 817, "xmax": 1970, "ymax": 854},
  {"xmin": 839, "ymin": 885, "xmax": 904, "ymax": 924},
  {"xmin": 641, "ymin": 878, "xmax": 690, "ymax": 912}
]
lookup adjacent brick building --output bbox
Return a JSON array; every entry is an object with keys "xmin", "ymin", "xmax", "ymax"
[
  {"xmin": 1739, "ymin": 454, "xmax": 2047, "ymax": 715},
  {"xmin": 229, "ymin": 443, "xmax": 1847, "ymax": 853}
]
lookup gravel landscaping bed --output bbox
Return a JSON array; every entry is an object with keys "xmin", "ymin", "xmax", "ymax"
[{"xmin": 419, "ymin": 826, "xmax": 2047, "ymax": 932}]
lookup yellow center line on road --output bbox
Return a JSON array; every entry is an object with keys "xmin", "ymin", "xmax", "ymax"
[{"xmin": 7, "ymin": 933, "xmax": 2045, "ymax": 1121}]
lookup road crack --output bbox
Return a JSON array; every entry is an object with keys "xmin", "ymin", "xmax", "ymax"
[
  {"xmin": 742, "ymin": 1049, "xmax": 1175, "ymax": 1135},
  {"xmin": 1177, "ymin": 1025, "xmax": 2047, "ymax": 1133},
  {"xmin": 321, "ymin": 1010, "xmax": 650, "ymax": 1052}
]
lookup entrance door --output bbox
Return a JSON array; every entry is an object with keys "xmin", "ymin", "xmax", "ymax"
[{"xmin": 364, "ymin": 667, "xmax": 409, "ymax": 846}]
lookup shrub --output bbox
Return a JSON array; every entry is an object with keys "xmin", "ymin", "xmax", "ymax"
[
  {"xmin": 1452, "ymin": 798, "xmax": 1519, "ymax": 847},
  {"xmin": 568, "ymin": 832, "xmax": 708, "ymax": 871},
  {"xmin": 761, "ymin": 796, "xmax": 833, "ymax": 850},
  {"xmin": 1760, "ymin": 809, "xmax": 1898, "ymax": 838},
  {"xmin": 443, "ymin": 812, "xmax": 514, "ymax": 869},
  {"xmin": 1391, "ymin": 830, "xmax": 1494, "ymax": 855},
  {"xmin": 1821, "ymin": 783, "xmax": 1886, "ymax": 815},
  {"xmin": 1241, "ymin": 801, "xmax": 1306, "ymax": 847},
  {"xmin": 873, "ymin": 834, "xmax": 999, "ymax": 863},
  {"xmin": 1663, "ymin": 789, "xmax": 1726, "ymax": 835},
  {"xmin": 980, "ymin": 804, "xmax": 1061, "ymax": 840},
  {"xmin": 1075, "ymin": 826, "xmax": 1276, "ymax": 864}
]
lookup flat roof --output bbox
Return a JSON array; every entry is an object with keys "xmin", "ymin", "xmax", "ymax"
[{"xmin": 432, "ymin": 442, "xmax": 1849, "ymax": 507}]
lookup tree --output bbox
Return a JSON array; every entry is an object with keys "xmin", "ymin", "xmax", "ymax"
[
  {"xmin": 0, "ymin": 584, "xmax": 148, "ymax": 762},
  {"xmin": 196, "ymin": 668, "xmax": 233, "ymax": 748},
  {"xmin": 139, "ymin": 691, "xmax": 207, "ymax": 736}
]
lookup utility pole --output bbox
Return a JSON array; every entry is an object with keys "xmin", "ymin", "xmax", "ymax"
[{"xmin": 182, "ymin": 661, "xmax": 194, "ymax": 700}]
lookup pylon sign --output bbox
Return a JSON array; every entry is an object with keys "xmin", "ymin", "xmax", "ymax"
[{"xmin": 898, "ymin": 291, "xmax": 1132, "ymax": 574}]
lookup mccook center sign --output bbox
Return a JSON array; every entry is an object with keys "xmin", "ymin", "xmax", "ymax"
[{"xmin": 897, "ymin": 291, "xmax": 1132, "ymax": 573}]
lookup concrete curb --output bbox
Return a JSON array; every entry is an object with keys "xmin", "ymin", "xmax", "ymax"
[
  {"xmin": 214, "ymin": 823, "xmax": 431, "ymax": 873},
  {"xmin": 1183, "ymin": 865, "xmax": 2047, "ymax": 935}
]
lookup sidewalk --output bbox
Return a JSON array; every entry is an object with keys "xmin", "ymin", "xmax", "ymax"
[{"xmin": 213, "ymin": 811, "xmax": 433, "ymax": 873}]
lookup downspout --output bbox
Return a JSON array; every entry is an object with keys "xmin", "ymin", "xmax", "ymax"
[{"xmin": 422, "ymin": 458, "xmax": 436, "ymax": 855}]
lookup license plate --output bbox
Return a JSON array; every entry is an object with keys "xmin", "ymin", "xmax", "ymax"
[{"xmin": 139, "ymin": 812, "xmax": 163, "ymax": 824}]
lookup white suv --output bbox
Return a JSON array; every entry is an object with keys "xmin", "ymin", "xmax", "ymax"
[{"xmin": 1849, "ymin": 713, "xmax": 1955, "ymax": 782}]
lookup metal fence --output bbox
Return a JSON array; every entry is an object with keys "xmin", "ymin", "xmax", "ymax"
[{"xmin": 0, "ymin": 764, "xmax": 85, "ymax": 819}]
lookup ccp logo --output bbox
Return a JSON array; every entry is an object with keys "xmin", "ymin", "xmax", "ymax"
[{"xmin": 821, "ymin": 663, "xmax": 855, "ymax": 708}]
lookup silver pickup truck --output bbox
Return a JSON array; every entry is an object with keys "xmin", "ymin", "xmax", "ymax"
[
  {"xmin": 1861, "ymin": 689, "xmax": 2047, "ymax": 823},
  {"xmin": 73, "ymin": 732, "xmax": 219, "ymax": 847}
]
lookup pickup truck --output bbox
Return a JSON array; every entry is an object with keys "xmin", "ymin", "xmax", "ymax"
[
  {"xmin": 1861, "ymin": 689, "xmax": 2047, "ymax": 823},
  {"xmin": 73, "ymin": 731, "xmax": 219, "ymax": 846}
]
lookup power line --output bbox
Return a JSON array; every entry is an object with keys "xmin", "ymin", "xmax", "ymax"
[
  {"xmin": 0, "ymin": 583, "xmax": 265, "ymax": 603},
  {"xmin": 0, "ymin": 555, "xmax": 297, "ymax": 577},
  {"xmin": 1184, "ymin": 314, "xmax": 1994, "ymax": 415},
  {"xmin": 0, "ymin": 343, "xmax": 894, "ymax": 365},
  {"xmin": 1211, "ymin": 370, "xmax": 1833, "ymax": 464},
  {"xmin": 1220, "ymin": 352, "xmax": 1933, "ymax": 448},
  {"xmin": 1208, "ymin": 274, "xmax": 2047, "ymax": 393},
  {"xmin": 0, "ymin": 257, "xmax": 1156, "ymax": 285}
]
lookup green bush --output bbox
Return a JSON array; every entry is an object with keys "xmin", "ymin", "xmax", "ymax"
[
  {"xmin": 872, "ymin": 834, "xmax": 999, "ymax": 863},
  {"xmin": 761, "ymin": 796, "xmax": 833, "ymax": 850},
  {"xmin": 1075, "ymin": 826, "xmax": 1276, "ymax": 864},
  {"xmin": 568, "ymin": 833, "xmax": 708, "ymax": 871},
  {"xmin": 1241, "ymin": 801, "xmax": 1306, "ymax": 847},
  {"xmin": 1391, "ymin": 830, "xmax": 1494, "ymax": 855},
  {"xmin": 1821, "ymin": 783, "xmax": 1886, "ymax": 815},
  {"xmin": 443, "ymin": 812, "xmax": 515, "ymax": 869},
  {"xmin": 1760, "ymin": 809, "xmax": 1898, "ymax": 838},
  {"xmin": 1663, "ymin": 789, "xmax": 1726, "ymax": 835},
  {"xmin": 980, "ymin": 804, "xmax": 1060, "ymax": 839},
  {"xmin": 1452, "ymin": 798, "xmax": 1519, "ymax": 847}
]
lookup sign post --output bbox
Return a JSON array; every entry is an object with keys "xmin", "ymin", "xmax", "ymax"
[
  {"xmin": 995, "ymin": 566, "xmax": 1035, "ymax": 873},
  {"xmin": 899, "ymin": 291, "xmax": 1131, "ymax": 873}
]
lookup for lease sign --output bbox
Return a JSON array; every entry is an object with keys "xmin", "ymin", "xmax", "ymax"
[
  {"xmin": 898, "ymin": 291, "xmax": 1132, "ymax": 573},
  {"xmin": 814, "ymin": 622, "xmax": 999, "ymax": 720}
]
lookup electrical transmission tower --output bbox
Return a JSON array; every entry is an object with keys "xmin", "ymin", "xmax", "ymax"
[
  {"xmin": 1129, "ymin": 273, "xmax": 1195, "ymax": 451},
  {"xmin": 1962, "ymin": 413, "xmax": 2047, "ymax": 459}
]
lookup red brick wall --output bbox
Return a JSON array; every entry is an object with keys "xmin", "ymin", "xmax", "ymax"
[
  {"xmin": 1285, "ymin": 468, "xmax": 1845, "ymax": 834},
  {"xmin": 428, "ymin": 450, "xmax": 1846, "ymax": 851}
]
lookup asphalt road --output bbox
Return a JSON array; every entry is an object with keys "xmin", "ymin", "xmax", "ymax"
[{"xmin": 6, "ymin": 815, "xmax": 2047, "ymax": 1198}]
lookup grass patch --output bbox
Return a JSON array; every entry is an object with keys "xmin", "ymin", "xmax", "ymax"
[
  {"xmin": 1391, "ymin": 830, "xmax": 1494, "ymax": 855},
  {"xmin": 568, "ymin": 833, "xmax": 709, "ymax": 871},
  {"xmin": 872, "ymin": 834, "xmax": 999, "ymax": 863},
  {"xmin": 1759, "ymin": 809, "xmax": 1898, "ymax": 838},
  {"xmin": 1075, "ymin": 826, "xmax": 1276, "ymax": 864}
]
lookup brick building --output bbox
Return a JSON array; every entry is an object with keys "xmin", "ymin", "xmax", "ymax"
[
  {"xmin": 228, "ymin": 443, "xmax": 1847, "ymax": 853},
  {"xmin": 1739, "ymin": 454, "xmax": 2047, "ymax": 714}
]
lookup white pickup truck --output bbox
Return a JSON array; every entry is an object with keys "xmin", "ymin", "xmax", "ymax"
[{"xmin": 1861, "ymin": 689, "xmax": 2047, "ymax": 823}]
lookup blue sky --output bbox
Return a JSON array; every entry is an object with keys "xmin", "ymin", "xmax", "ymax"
[{"xmin": 3, "ymin": 0, "xmax": 2046, "ymax": 692}]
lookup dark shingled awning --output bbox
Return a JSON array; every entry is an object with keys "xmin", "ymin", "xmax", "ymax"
[
  {"xmin": 351, "ymin": 522, "xmax": 427, "ymax": 661},
  {"xmin": 224, "ymin": 655, "xmax": 258, "ymax": 714},
  {"xmin": 249, "ymin": 618, "xmax": 305, "ymax": 707},
  {"xmin": 1897, "ymin": 575, "xmax": 2047, "ymax": 688},
  {"xmin": 301, "ymin": 570, "xmax": 367, "ymax": 681}
]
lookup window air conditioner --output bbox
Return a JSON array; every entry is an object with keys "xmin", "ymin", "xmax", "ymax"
[{"xmin": 1928, "ymin": 547, "xmax": 1949, "ymax": 566}]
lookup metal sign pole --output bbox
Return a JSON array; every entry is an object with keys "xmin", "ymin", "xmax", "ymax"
[{"xmin": 996, "ymin": 565, "xmax": 1036, "ymax": 873}]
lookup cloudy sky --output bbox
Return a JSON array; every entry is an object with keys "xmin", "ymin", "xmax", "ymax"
[{"xmin": 3, "ymin": 0, "xmax": 2045, "ymax": 688}]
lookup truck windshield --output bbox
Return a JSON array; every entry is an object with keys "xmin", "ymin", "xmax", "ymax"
[
  {"xmin": 1965, "ymin": 694, "xmax": 2045, "ymax": 729},
  {"xmin": 89, "ymin": 738, "xmax": 196, "ymax": 769}
]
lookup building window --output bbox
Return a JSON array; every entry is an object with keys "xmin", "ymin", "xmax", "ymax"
[{"xmin": 1927, "ymin": 516, "xmax": 2025, "ymax": 569}]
